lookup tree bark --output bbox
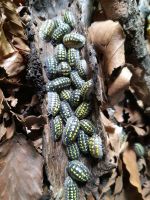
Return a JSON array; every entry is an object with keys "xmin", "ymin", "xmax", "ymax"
[
  {"xmin": 100, "ymin": 0, "xmax": 150, "ymax": 91},
  {"xmin": 25, "ymin": 0, "xmax": 116, "ymax": 199}
]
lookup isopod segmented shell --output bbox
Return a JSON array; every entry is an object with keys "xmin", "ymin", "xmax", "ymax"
[
  {"xmin": 47, "ymin": 77, "xmax": 71, "ymax": 91},
  {"xmin": 51, "ymin": 22, "xmax": 71, "ymax": 42},
  {"xmin": 60, "ymin": 89, "xmax": 71, "ymax": 101},
  {"xmin": 52, "ymin": 115, "xmax": 63, "ymax": 141},
  {"xmin": 67, "ymin": 48, "xmax": 80, "ymax": 66},
  {"xmin": 133, "ymin": 143, "xmax": 145, "ymax": 157},
  {"xmin": 63, "ymin": 33, "xmax": 86, "ymax": 48},
  {"xmin": 67, "ymin": 160, "xmax": 90, "ymax": 182},
  {"xmin": 39, "ymin": 20, "xmax": 55, "ymax": 41},
  {"xmin": 60, "ymin": 101, "xmax": 74, "ymax": 122},
  {"xmin": 55, "ymin": 44, "xmax": 67, "ymax": 62},
  {"xmin": 64, "ymin": 11, "xmax": 76, "ymax": 28},
  {"xmin": 54, "ymin": 16, "xmax": 64, "ymax": 27},
  {"xmin": 76, "ymin": 59, "xmax": 89, "ymax": 78},
  {"xmin": 77, "ymin": 130, "xmax": 89, "ymax": 154},
  {"xmin": 62, "ymin": 116, "xmax": 80, "ymax": 145},
  {"xmin": 70, "ymin": 89, "xmax": 81, "ymax": 107},
  {"xmin": 58, "ymin": 62, "xmax": 71, "ymax": 76},
  {"xmin": 80, "ymin": 119, "xmax": 95, "ymax": 136},
  {"xmin": 66, "ymin": 143, "xmax": 80, "ymax": 160},
  {"xmin": 64, "ymin": 176, "xmax": 79, "ymax": 200},
  {"xmin": 81, "ymin": 79, "xmax": 94, "ymax": 98},
  {"xmin": 88, "ymin": 135, "xmax": 103, "ymax": 159},
  {"xmin": 48, "ymin": 92, "xmax": 60, "ymax": 116},
  {"xmin": 75, "ymin": 102, "xmax": 90, "ymax": 119},
  {"xmin": 70, "ymin": 71, "xmax": 85, "ymax": 89},
  {"xmin": 45, "ymin": 56, "xmax": 58, "ymax": 78}
]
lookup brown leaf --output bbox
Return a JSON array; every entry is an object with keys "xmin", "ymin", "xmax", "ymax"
[
  {"xmin": 114, "ymin": 189, "xmax": 126, "ymax": 200},
  {"xmin": 88, "ymin": 20, "xmax": 125, "ymax": 75},
  {"xmin": 0, "ymin": 134, "xmax": 43, "ymax": 200},
  {"xmin": 2, "ymin": 1, "xmax": 27, "ymax": 40},
  {"xmin": 12, "ymin": 36, "xmax": 30, "ymax": 54},
  {"xmin": 101, "ymin": 111, "xmax": 116, "ymax": 133},
  {"xmin": 0, "ymin": 123, "xmax": 7, "ymax": 141},
  {"xmin": 114, "ymin": 175, "xmax": 123, "ymax": 195},
  {"xmin": 24, "ymin": 115, "xmax": 47, "ymax": 131},
  {"xmin": 6, "ymin": 96, "xmax": 18, "ymax": 107},
  {"xmin": 108, "ymin": 67, "xmax": 132, "ymax": 105},
  {"xmin": 0, "ymin": 89, "xmax": 4, "ymax": 114},
  {"xmin": 130, "ymin": 125, "xmax": 147, "ymax": 136},
  {"xmin": 0, "ymin": 51, "xmax": 25, "ymax": 77},
  {"xmin": 142, "ymin": 181, "xmax": 150, "ymax": 200},
  {"xmin": 114, "ymin": 105, "xmax": 124, "ymax": 123},
  {"xmin": 124, "ymin": 107, "xmax": 143, "ymax": 126},
  {"xmin": 101, "ymin": 112, "xmax": 123, "ymax": 154},
  {"xmin": 101, "ymin": 169, "xmax": 118, "ymax": 195},
  {"xmin": 123, "ymin": 148, "xmax": 142, "ymax": 195},
  {"xmin": 0, "ymin": 14, "xmax": 14, "ymax": 59}
]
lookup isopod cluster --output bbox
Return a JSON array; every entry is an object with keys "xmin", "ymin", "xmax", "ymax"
[{"xmin": 39, "ymin": 10, "xmax": 103, "ymax": 200}]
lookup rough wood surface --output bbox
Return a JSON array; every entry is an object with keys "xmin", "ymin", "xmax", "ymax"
[
  {"xmin": 26, "ymin": 0, "xmax": 115, "ymax": 199},
  {"xmin": 100, "ymin": 0, "xmax": 150, "ymax": 92}
]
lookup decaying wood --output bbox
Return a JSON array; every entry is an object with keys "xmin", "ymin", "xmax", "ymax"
[
  {"xmin": 26, "ymin": 0, "xmax": 114, "ymax": 199},
  {"xmin": 100, "ymin": 0, "xmax": 150, "ymax": 93}
]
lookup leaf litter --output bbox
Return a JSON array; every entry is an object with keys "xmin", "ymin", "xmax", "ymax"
[
  {"xmin": 88, "ymin": 19, "xmax": 150, "ymax": 200},
  {"xmin": 0, "ymin": 1, "xmax": 46, "ymax": 199}
]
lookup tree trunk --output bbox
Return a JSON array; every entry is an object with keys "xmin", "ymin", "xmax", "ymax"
[{"xmin": 26, "ymin": 0, "xmax": 115, "ymax": 199}]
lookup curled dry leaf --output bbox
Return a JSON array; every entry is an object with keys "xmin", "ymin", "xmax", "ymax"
[
  {"xmin": 0, "ymin": 13, "xmax": 14, "ymax": 59},
  {"xmin": 0, "ymin": 89, "xmax": 15, "ymax": 141},
  {"xmin": 129, "ymin": 125, "xmax": 147, "ymax": 136},
  {"xmin": 142, "ymin": 180, "xmax": 150, "ymax": 200},
  {"xmin": 100, "ymin": 111, "xmax": 116, "ymax": 133},
  {"xmin": 0, "ymin": 89, "xmax": 4, "ymax": 114},
  {"xmin": 6, "ymin": 96, "xmax": 18, "ymax": 107},
  {"xmin": 24, "ymin": 115, "xmax": 47, "ymax": 131},
  {"xmin": 88, "ymin": 20, "xmax": 125, "ymax": 75},
  {"xmin": 2, "ymin": 0, "xmax": 26, "ymax": 40},
  {"xmin": 0, "ymin": 135, "xmax": 43, "ymax": 200},
  {"xmin": 108, "ymin": 67, "xmax": 132, "ymax": 105},
  {"xmin": 123, "ymin": 148, "xmax": 142, "ymax": 195},
  {"xmin": 101, "ymin": 169, "xmax": 118, "ymax": 196},
  {"xmin": 12, "ymin": 36, "xmax": 30, "ymax": 54},
  {"xmin": 101, "ymin": 112, "xmax": 124, "ymax": 154},
  {"xmin": 0, "ymin": 51, "xmax": 25, "ymax": 77},
  {"xmin": 124, "ymin": 107, "xmax": 144, "ymax": 127},
  {"xmin": 114, "ymin": 105, "xmax": 124, "ymax": 123}
]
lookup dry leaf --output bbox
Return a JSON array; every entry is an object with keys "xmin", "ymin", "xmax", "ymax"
[
  {"xmin": 88, "ymin": 20, "xmax": 125, "ymax": 75},
  {"xmin": 114, "ymin": 175, "xmax": 123, "ymax": 195},
  {"xmin": 114, "ymin": 189, "xmax": 126, "ymax": 200},
  {"xmin": 0, "ymin": 51, "xmax": 25, "ymax": 77},
  {"xmin": 101, "ymin": 169, "xmax": 118, "ymax": 195},
  {"xmin": 108, "ymin": 67, "xmax": 132, "ymax": 105},
  {"xmin": 101, "ymin": 111, "xmax": 116, "ymax": 133},
  {"xmin": 0, "ymin": 123, "xmax": 7, "ymax": 141},
  {"xmin": 0, "ymin": 13, "xmax": 14, "ymax": 59},
  {"xmin": 123, "ymin": 148, "xmax": 142, "ymax": 195},
  {"xmin": 12, "ymin": 36, "xmax": 30, "ymax": 54},
  {"xmin": 0, "ymin": 135, "xmax": 43, "ymax": 200},
  {"xmin": 142, "ymin": 181, "xmax": 150, "ymax": 200},
  {"xmin": 2, "ymin": 1, "xmax": 27, "ymax": 40},
  {"xmin": 124, "ymin": 107, "xmax": 143, "ymax": 126},
  {"xmin": 6, "ymin": 96, "xmax": 18, "ymax": 107},
  {"xmin": 130, "ymin": 125, "xmax": 147, "ymax": 136},
  {"xmin": 114, "ymin": 105, "xmax": 124, "ymax": 123},
  {"xmin": 101, "ymin": 111, "xmax": 123, "ymax": 154},
  {"xmin": 0, "ymin": 89, "xmax": 4, "ymax": 114},
  {"xmin": 24, "ymin": 115, "xmax": 47, "ymax": 131}
]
